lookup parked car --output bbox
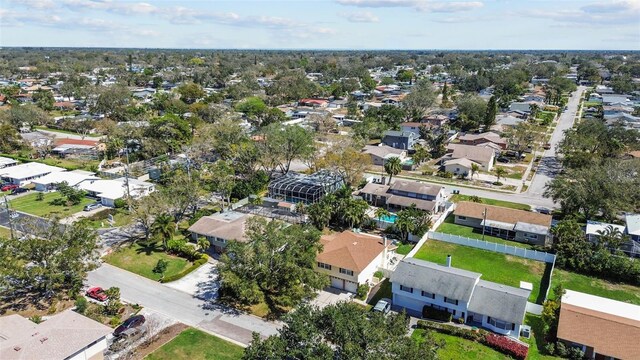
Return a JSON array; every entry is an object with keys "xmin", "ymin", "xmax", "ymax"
[
  {"xmin": 497, "ymin": 157, "xmax": 510, "ymax": 163},
  {"xmin": 1, "ymin": 184, "xmax": 18, "ymax": 192},
  {"xmin": 543, "ymin": 143, "xmax": 551, "ymax": 150},
  {"xmin": 372, "ymin": 298, "xmax": 392, "ymax": 315},
  {"xmin": 84, "ymin": 202, "xmax": 102, "ymax": 211},
  {"xmin": 535, "ymin": 207, "xmax": 551, "ymax": 215},
  {"xmin": 10, "ymin": 188, "xmax": 28, "ymax": 195},
  {"xmin": 114, "ymin": 315, "xmax": 146, "ymax": 337},
  {"xmin": 86, "ymin": 287, "xmax": 108, "ymax": 302},
  {"xmin": 109, "ymin": 326, "xmax": 147, "ymax": 351}
]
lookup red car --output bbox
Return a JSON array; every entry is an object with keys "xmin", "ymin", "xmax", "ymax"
[
  {"xmin": 86, "ymin": 287, "xmax": 108, "ymax": 302},
  {"xmin": 1, "ymin": 184, "xmax": 18, "ymax": 192}
]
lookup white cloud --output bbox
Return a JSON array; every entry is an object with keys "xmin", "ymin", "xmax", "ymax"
[
  {"xmin": 526, "ymin": 1, "xmax": 640, "ymax": 27},
  {"xmin": 336, "ymin": 0, "xmax": 483, "ymax": 12},
  {"xmin": 339, "ymin": 11, "xmax": 379, "ymax": 22}
]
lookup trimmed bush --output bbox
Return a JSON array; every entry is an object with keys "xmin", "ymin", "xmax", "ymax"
[
  {"xmin": 356, "ymin": 283, "xmax": 370, "ymax": 300},
  {"xmin": 422, "ymin": 305, "xmax": 452, "ymax": 322},
  {"xmin": 416, "ymin": 320, "xmax": 485, "ymax": 342},
  {"xmin": 484, "ymin": 333, "xmax": 528, "ymax": 360},
  {"xmin": 160, "ymin": 255, "xmax": 208, "ymax": 283}
]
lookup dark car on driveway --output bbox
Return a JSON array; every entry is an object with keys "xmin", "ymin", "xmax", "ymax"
[
  {"xmin": 10, "ymin": 188, "xmax": 28, "ymax": 195},
  {"xmin": 497, "ymin": 157, "xmax": 510, "ymax": 163},
  {"xmin": 114, "ymin": 315, "xmax": 146, "ymax": 337}
]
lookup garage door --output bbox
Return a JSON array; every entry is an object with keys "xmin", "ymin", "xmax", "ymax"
[
  {"xmin": 331, "ymin": 277, "xmax": 344, "ymax": 290},
  {"xmin": 345, "ymin": 281, "xmax": 358, "ymax": 293}
]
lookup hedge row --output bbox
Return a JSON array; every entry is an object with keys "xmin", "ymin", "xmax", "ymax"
[
  {"xmin": 160, "ymin": 255, "xmax": 208, "ymax": 283},
  {"xmin": 416, "ymin": 320, "xmax": 528, "ymax": 360},
  {"xmin": 421, "ymin": 306, "xmax": 453, "ymax": 322}
]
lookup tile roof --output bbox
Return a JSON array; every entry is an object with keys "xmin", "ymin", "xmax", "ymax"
[
  {"xmin": 454, "ymin": 201, "xmax": 549, "ymax": 228},
  {"xmin": 317, "ymin": 231, "xmax": 387, "ymax": 272},
  {"xmin": 557, "ymin": 290, "xmax": 640, "ymax": 359}
]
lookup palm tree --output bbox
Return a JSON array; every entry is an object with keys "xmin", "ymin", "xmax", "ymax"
[
  {"xmin": 152, "ymin": 212, "xmax": 176, "ymax": 250},
  {"xmin": 344, "ymin": 199, "xmax": 368, "ymax": 229},
  {"xmin": 384, "ymin": 156, "xmax": 402, "ymax": 185},
  {"xmin": 375, "ymin": 207, "xmax": 391, "ymax": 227},
  {"xmin": 470, "ymin": 163, "xmax": 480, "ymax": 179},
  {"xmin": 596, "ymin": 225, "xmax": 627, "ymax": 251},
  {"xmin": 494, "ymin": 167, "xmax": 507, "ymax": 184}
]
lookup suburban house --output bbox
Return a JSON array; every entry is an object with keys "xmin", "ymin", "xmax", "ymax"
[
  {"xmin": 458, "ymin": 132, "xmax": 507, "ymax": 150},
  {"xmin": 0, "ymin": 310, "xmax": 112, "ymax": 360},
  {"xmin": 422, "ymin": 114, "xmax": 448, "ymax": 127},
  {"xmin": 442, "ymin": 158, "xmax": 481, "ymax": 177},
  {"xmin": 453, "ymin": 201, "xmax": 553, "ymax": 246},
  {"xmin": 316, "ymin": 231, "xmax": 394, "ymax": 293},
  {"xmin": 557, "ymin": 290, "xmax": 640, "ymax": 360},
  {"xmin": 188, "ymin": 211, "xmax": 258, "ymax": 253},
  {"xmin": 382, "ymin": 130, "xmax": 417, "ymax": 150},
  {"xmin": 362, "ymin": 145, "xmax": 407, "ymax": 166},
  {"xmin": 0, "ymin": 162, "xmax": 66, "ymax": 186},
  {"xmin": 51, "ymin": 138, "xmax": 101, "ymax": 158},
  {"xmin": 601, "ymin": 94, "xmax": 631, "ymax": 106},
  {"xmin": 32, "ymin": 170, "xmax": 98, "ymax": 192},
  {"xmin": 298, "ymin": 98, "xmax": 328, "ymax": 107},
  {"xmin": 359, "ymin": 179, "xmax": 446, "ymax": 213},
  {"xmin": 445, "ymin": 144, "xmax": 495, "ymax": 171},
  {"xmin": 400, "ymin": 122, "xmax": 427, "ymax": 137},
  {"xmin": 391, "ymin": 257, "xmax": 530, "ymax": 339},
  {"xmin": 627, "ymin": 214, "xmax": 640, "ymax": 242},
  {"xmin": 267, "ymin": 170, "xmax": 343, "ymax": 204},
  {"xmin": 585, "ymin": 216, "xmax": 640, "ymax": 256},
  {"xmin": 0, "ymin": 156, "xmax": 18, "ymax": 169},
  {"xmin": 77, "ymin": 177, "xmax": 155, "ymax": 207}
]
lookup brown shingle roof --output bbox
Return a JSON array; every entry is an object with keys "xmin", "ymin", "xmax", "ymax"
[
  {"xmin": 317, "ymin": 231, "xmax": 387, "ymax": 272},
  {"xmin": 359, "ymin": 182, "xmax": 390, "ymax": 197},
  {"xmin": 458, "ymin": 132, "xmax": 507, "ymax": 145},
  {"xmin": 558, "ymin": 301, "xmax": 640, "ymax": 359},
  {"xmin": 454, "ymin": 201, "xmax": 550, "ymax": 227},
  {"xmin": 447, "ymin": 144, "xmax": 495, "ymax": 164},
  {"xmin": 386, "ymin": 195, "xmax": 436, "ymax": 212},
  {"xmin": 390, "ymin": 179, "xmax": 443, "ymax": 197},
  {"xmin": 188, "ymin": 212, "xmax": 255, "ymax": 242}
]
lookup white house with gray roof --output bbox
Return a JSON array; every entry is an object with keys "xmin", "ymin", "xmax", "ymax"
[{"xmin": 390, "ymin": 257, "xmax": 530, "ymax": 338}]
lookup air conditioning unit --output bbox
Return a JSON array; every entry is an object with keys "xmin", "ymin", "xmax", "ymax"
[{"xmin": 520, "ymin": 325, "xmax": 531, "ymax": 339}]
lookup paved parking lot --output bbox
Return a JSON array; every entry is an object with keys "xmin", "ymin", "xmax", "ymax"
[{"xmin": 310, "ymin": 288, "xmax": 353, "ymax": 309}]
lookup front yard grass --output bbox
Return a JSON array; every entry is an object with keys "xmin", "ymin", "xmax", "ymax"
[
  {"xmin": 449, "ymin": 194, "xmax": 530, "ymax": 211},
  {"xmin": 0, "ymin": 226, "xmax": 11, "ymax": 238},
  {"xmin": 412, "ymin": 329, "xmax": 508, "ymax": 360},
  {"xmin": 436, "ymin": 216, "xmax": 533, "ymax": 249},
  {"xmin": 413, "ymin": 240, "xmax": 547, "ymax": 303},
  {"xmin": 523, "ymin": 314, "xmax": 563, "ymax": 360},
  {"xmin": 395, "ymin": 243, "xmax": 414, "ymax": 255},
  {"xmin": 81, "ymin": 208, "xmax": 133, "ymax": 228},
  {"xmin": 104, "ymin": 242, "xmax": 192, "ymax": 281},
  {"xmin": 550, "ymin": 268, "xmax": 640, "ymax": 305},
  {"xmin": 146, "ymin": 327, "xmax": 244, "ymax": 360},
  {"xmin": 9, "ymin": 192, "xmax": 94, "ymax": 217}
]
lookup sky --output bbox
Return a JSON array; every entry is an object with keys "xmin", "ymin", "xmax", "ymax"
[{"xmin": 1, "ymin": 0, "xmax": 639, "ymax": 50}]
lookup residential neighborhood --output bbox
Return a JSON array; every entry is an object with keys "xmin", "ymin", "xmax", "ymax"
[{"xmin": 1, "ymin": 2, "xmax": 639, "ymax": 359}]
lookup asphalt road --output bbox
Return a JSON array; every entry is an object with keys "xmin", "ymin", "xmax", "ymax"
[
  {"xmin": 87, "ymin": 264, "xmax": 280, "ymax": 346},
  {"xmin": 525, "ymin": 86, "xmax": 586, "ymax": 199}
]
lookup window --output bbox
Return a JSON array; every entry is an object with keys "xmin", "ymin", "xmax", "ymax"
[
  {"xmin": 421, "ymin": 291, "xmax": 435, "ymax": 299},
  {"xmin": 458, "ymin": 216, "xmax": 467, "ymax": 220},
  {"xmin": 488, "ymin": 317, "xmax": 513, "ymax": 331},
  {"xmin": 317, "ymin": 262, "xmax": 332, "ymax": 270},
  {"xmin": 339, "ymin": 268, "xmax": 353, "ymax": 276},
  {"xmin": 400, "ymin": 285, "xmax": 413, "ymax": 293},
  {"xmin": 444, "ymin": 297, "xmax": 458, "ymax": 305}
]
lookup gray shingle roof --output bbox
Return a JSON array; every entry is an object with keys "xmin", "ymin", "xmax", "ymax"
[
  {"xmin": 390, "ymin": 258, "xmax": 480, "ymax": 302},
  {"xmin": 467, "ymin": 280, "xmax": 530, "ymax": 324}
]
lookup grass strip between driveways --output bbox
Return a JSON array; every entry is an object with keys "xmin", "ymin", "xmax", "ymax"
[{"xmin": 146, "ymin": 327, "xmax": 244, "ymax": 360}]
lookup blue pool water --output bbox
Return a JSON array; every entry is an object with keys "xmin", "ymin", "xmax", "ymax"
[{"xmin": 379, "ymin": 214, "xmax": 398, "ymax": 223}]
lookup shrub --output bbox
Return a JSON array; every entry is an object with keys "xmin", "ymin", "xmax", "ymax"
[
  {"xmin": 493, "ymin": 181, "xmax": 503, "ymax": 186},
  {"xmin": 114, "ymin": 198, "xmax": 127, "ymax": 208},
  {"xmin": 484, "ymin": 334, "xmax": 528, "ymax": 360},
  {"xmin": 36, "ymin": 192, "xmax": 44, "ymax": 201},
  {"xmin": 544, "ymin": 342, "xmax": 556, "ymax": 355},
  {"xmin": 356, "ymin": 283, "xmax": 370, "ymax": 300},
  {"xmin": 416, "ymin": 320, "xmax": 485, "ymax": 342},
  {"xmin": 109, "ymin": 316, "xmax": 121, "ymax": 327},
  {"xmin": 29, "ymin": 315, "xmax": 43, "ymax": 324},
  {"xmin": 160, "ymin": 255, "xmax": 208, "ymax": 283},
  {"xmin": 421, "ymin": 306, "xmax": 452, "ymax": 322},
  {"xmin": 75, "ymin": 296, "xmax": 88, "ymax": 314},
  {"xmin": 373, "ymin": 271, "xmax": 384, "ymax": 280}
]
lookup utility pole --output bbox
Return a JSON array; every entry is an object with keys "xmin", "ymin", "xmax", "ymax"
[
  {"xmin": 482, "ymin": 208, "xmax": 487, "ymax": 242},
  {"xmin": 3, "ymin": 195, "xmax": 15, "ymax": 240},
  {"xmin": 124, "ymin": 148, "xmax": 132, "ymax": 212}
]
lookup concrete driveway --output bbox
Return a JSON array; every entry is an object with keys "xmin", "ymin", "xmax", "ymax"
[
  {"xmin": 310, "ymin": 288, "xmax": 353, "ymax": 309},
  {"xmin": 163, "ymin": 261, "xmax": 219, "ymax": 301}
]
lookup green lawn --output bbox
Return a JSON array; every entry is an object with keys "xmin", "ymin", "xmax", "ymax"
[
  {"xmin": 367, "ymin": 278, "xmax": 392, "ymax": 306},
  {"xmin": 146, "ymin": 328, "xmax": 244, "ymax": 360},
  {"xmin": 0, "ymin": 226, "xmax": 12, "ymax": 238},
  {"xmin": 104, "ymin": 242, "xmax": 192, "ymax": 281},
  {"xmin": 436, "ymin": 216, "xmax": 532, "ymax": 249},
  {"xmin": 81, "ymin": 208, "xmax": 133, "ymax": 228},
  {"xmin": 550, "ymin": 268, "xmax": 640, "ymax": 305},
  {"xmin": 412, "ymin": 329, "xmax": 509, "ymax": 360},
  {"xmin": 450, "ymin": 194, "xmax": 531, "ymax": 211},
  {"xmin": 395, "ymin": 243, "xmax": 414, "ymax": 255},
  {"xmin": 523, "ymin": 315, "xmax": 562, "ymax": 360},
  {"xmin": 9, "ymin": 192, "xmax": 94, "ymax": 217},
  {"xmin": 414, "ymin": 240, "xmax": 548, "ymax": 303}
]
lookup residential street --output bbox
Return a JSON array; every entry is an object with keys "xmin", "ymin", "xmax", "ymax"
[
  {"xmin": 525, "ymin": 86, "xmax": 586, "ymax": 199},
  {"xmin": 87, "ymin": 263, "xmax": 280, "ymax": 346}
]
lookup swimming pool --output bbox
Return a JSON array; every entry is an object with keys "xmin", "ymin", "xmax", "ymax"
[{"xmin": 379, "ymin": 213, "xmax": 398, "ymax": 223}]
